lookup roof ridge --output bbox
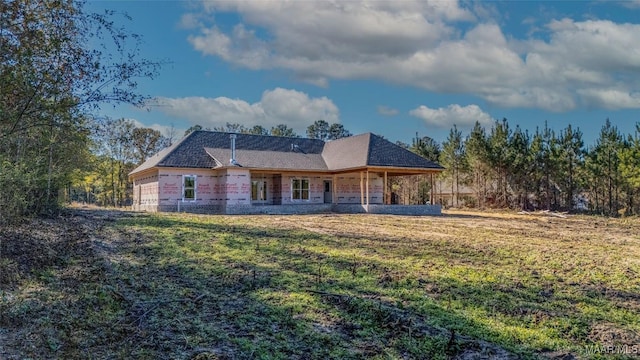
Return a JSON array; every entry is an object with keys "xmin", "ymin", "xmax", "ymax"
[
  {"xmin": 327, "ymin": 132, "xmax": 369, "ymax": 141},
  {"xmin": 197, "ymin": 129, "xmax": 320, "ymax": 142},
  {"xmin": 364, "ymin": 132, "xmax": 373, "ymax": 166}
]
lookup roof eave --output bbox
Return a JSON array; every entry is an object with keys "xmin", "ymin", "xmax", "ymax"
[{"xmin": 128, "ymin": 167, "xmax": 159, "ymax": 181}]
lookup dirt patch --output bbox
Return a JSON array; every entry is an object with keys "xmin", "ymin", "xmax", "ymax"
[
  {"xmin": 0, "ymin": 209, "xmax": 135, "ymax": 359},
  {"xmin": 588, "ymin": 322, "xmax": 640, "ymax": 347}
]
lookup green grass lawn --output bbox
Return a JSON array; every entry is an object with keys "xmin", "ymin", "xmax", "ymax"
[{"xmin": 2, "ymin": 210, "xmax": 640, "ymax": 359}]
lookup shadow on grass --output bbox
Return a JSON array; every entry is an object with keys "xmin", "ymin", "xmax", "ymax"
[
  {"xmin": 118, "ymin": 214, "xmax": 640, "ymax": 356},
  {"xmin": 105, "ymin": 214, "xmax": 540, "ymax": 359}
]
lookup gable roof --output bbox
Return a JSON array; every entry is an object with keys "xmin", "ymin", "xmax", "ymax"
[{"xmin": 129, "ymin": 130, "xmax": 443, "ymax": 176}]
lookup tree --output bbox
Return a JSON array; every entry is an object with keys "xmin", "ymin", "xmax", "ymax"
[
  {"xmin": 164, "ymin": 123, "xmax": 177, "ymax": 146},
  {"xmin": 92, "ymin": 118, "xmax": 136, "ymax": 207},
  {"xmin": 307, "ymin": 120, "xmax": 330, "ymax": 140},
  {"xmin": 132, "ymin": 127, "xmax": 167, "ymax": 164},
  {"xmin": 213, "ymin": 122, "xmax": 246, "ymax": 133},
  {"xmin": 307, "ymin": 120, "xmax": 351, "ymax": 140},
  {"xmin": 396, "ymin": 141, "xmax": 410, "ymax": 149},
  {"xmin": 487, "ymin": 119, "xmax": 511, "ymax": 207},
  {"xmin": 619, "ymin": 123, "xmax": 640, "ymax": 214},
  {"xmin": 403, "ymin": 133, "xmax": 439, "ymax": 205},
  {"xmin": 440, "ymin": 125, "xmax": 466, "ymax": 207},
  {"xmin": 556, "ymin": 125, "xmax": 585, "ymax": 211},
  {"xmin": 0, "ymin": 0, "xmax": 160, "ymax": 220},
  {"xmin": 506, "ymin": 126, "xmax": 530, "ymax": 209},
  {"xmin": 271, "ymin": 124, "xmax": 299, "ymax": 137},
  {"xmin": 184, "ymin": 124, "xmax": 204, "ymax": 137},
  {"xmin": 411, "ymin": 133, "xmax": 440, "ymax": 162},
  {"xmin": 589, "ymin": 119, "xmax": 624, "ymax": 215},
  {"xmin": 465, "ymin": 122, "xmax": 490, "ymax": 208},
  {"xmin": 328, "ymin": 123, "xmax": 352, "ymax": 140},
  {"xmin": 245, "ymin": 125, "xmax": 270, "ymax": 136},
  {"xmin": 535, "ymin": 123, "xmax": 559, "ymax": 210}
]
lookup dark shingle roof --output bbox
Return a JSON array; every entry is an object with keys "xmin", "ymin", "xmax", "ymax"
[
  {"xmin": 205, "ymin": 148, "xmax": 328, "ymax": 170},
  {"xmin": 367, "ymin": 133, "xmax": 443, "ymax": 169},
  {"xmin": 130, "ymin": 130, "xmax": 443, "ymax": 175}
]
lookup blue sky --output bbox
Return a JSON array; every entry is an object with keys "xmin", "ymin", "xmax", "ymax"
[{"xmin": 87, "ymin": 0, "xmax": 640, "ymax": 145}]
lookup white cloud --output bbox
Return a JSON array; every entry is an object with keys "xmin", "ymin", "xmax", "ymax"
[
  {"xmin": 154, "ymin": 88, "xmax": 340, "ymax": 132},
  {"xmin": 577, "ymin": 88, "xmax": 640, "ymax": 109},
  {"xmin": 183, "ymin": 1, "xmax": 640, "ymax": 111},
  {"xmin": 132, "ymin": 120, "xmax": 186, "ymax": 139},
  {"xmin": 409, "ymin": 104, "xmax": 493, "ymax": 128},
  {"xmin": 177, "ymin": 13, "xmax": 201, "ymax": 30},
  {"xmin": 618, "ymin": 0, "xmax": 640, "ymax": 9},
  {"xmin": 377, "ymin": 105, "xmax": 399, "ymax": 116}
]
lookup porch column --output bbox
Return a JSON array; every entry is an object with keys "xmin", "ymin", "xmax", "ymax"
[
  {"xmin": 430, "ymin": 172, "xmax": 434, "ymax": 204},
  {"xmin": 365, "ymin": 170, "xmax": 370, "ymax": 207},
  {"xmin": 384, "ymin": 171, "xmax": 388, "ymax": 205},
  {"xmin": 332, "ymin": 174, "xmax": 337, "ymax": 204},
  {"xmin": 360, "ymin": 171, "xmax": 364, "ymax": 205}
]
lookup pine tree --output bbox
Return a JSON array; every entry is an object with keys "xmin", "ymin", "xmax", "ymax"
[
  {"xmin": 506, "ymin": 126, "xmax": 530, "ymax": 209},
  {"xmin": 589, "ymin": 119, "xmax": 624, "ymax": 215},
  {"xmin": 271, "ymin": 124, "xmax": 299, "ymax": 137},
  {"xmin": 465, "ymin": 122, "xmax": 490, "ymax": 208},
  {"xmin": 440, "ymin": 125, "xmax": 466, "ymax": 207},
  {"xmin": 618, "ymin": 123, "xmax": 640, "ymax": 214},
  {"xmin": 487, "ymin": 119, "xmax": 511, "ymax": 207},
  {"xmin": 556, "ymin": 125, "xmax": 585, "ymax": 211},
  {"xmin": 411, "ymin": 133, "xmax": 441, "ymax": 162}
]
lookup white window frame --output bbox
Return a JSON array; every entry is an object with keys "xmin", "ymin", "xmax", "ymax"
[
  {"xmin": 183, "ymin": 175, "xmax": 196, "ymax": 201},
  {"xmin": 291, "ymin": 178, "xmax": 309, "ymax": 201}
]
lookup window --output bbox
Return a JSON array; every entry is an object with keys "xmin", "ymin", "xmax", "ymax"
[
  {"xmin": 183, "ymin": 175, "xmax": 196, "ymax": 201},
  {"xmin": 251, "ymin": 181, "xmax": 267, "ymax": 201},
  {"xmin": 292, "ymin": 178, "xmax": 309, "ymax": 200}
]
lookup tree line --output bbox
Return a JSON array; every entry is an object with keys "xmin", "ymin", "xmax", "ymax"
[
  {"xmin": 184, "ymin": 119, "xmax": 352, "ymax": 141},
  {"xmin": 406, "ymin": 118, "xmax": 640, "ymax": 216},
  {"xmin": 0, "ymin": 0, "xmax": 161, "ymax": 223}
]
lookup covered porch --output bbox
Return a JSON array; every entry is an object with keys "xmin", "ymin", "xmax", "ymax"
[
  {"xmin": 328, "ymin": 167, "xmax": 440, "ymax": 207},
  {"xmin": 245, "ymin": 166, "xmax": 442, "ymax": 215}
]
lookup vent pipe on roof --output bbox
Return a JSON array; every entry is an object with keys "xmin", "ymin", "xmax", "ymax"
[{"xmin": 230, "ymin": 134, "xmax": 238, "ymax": 165}]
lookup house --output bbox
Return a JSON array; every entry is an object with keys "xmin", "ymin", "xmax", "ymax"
[{"xmin": 128, "ymin": 131, "xmax": 444, "ymax": 215}]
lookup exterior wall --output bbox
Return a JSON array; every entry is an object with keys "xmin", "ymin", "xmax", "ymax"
[
  {"xmin": 132, "ymin": 168, "xmax": 438, "ymax": 215},
  {"xmin": 278, "ymin": 173, "xmax": 333, "ymax": 205},
  {"xmin": 155, "ymin": 168, "xmax": 221, "ymax": 213},
  {"xmin": 335, "ymin": 172, "xmax": 383, "ymax": 204},
  {"xmin": 132, "ymin": 171, "xmax": 160, "ymax": 211},
  {"xmin": 153, "ymin": 168, "xmax": 252, "ymax": 212},
  {"xmin": 220, "ymin": 168, "xmax": 251, "ymax": 206}
]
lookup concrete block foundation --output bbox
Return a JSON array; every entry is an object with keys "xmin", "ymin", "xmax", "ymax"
[{"xmin": 135, "ymin": 203, "xmax": 441, "ymax": 216}]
